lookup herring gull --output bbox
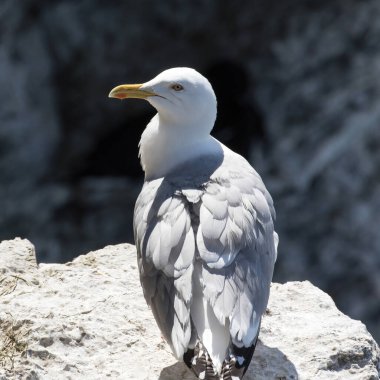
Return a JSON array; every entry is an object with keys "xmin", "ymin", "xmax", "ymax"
[{"xmin": 109, "ymin": 67, "xmax": 278, "ymax": 380}]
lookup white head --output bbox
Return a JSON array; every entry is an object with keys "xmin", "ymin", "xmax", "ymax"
[
  {"xmin": 109, "ymin": 67, "xmax": 217, "ymax": 135},
  {"xmin": 109, "ymin": 68, "xmax": 220, "ymax": 179}
]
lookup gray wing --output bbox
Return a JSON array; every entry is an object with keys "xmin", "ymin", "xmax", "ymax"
[
  {"xmin": 196, "ymin": 153, "xmax": 277, "ymax": 347},
  {"xmin": 134, "ymin": 151, "xmax": 277, "ymax": 357},
  {"xmin": 133, "ymin": 178, "xmax": 195, "ymax": 358}
]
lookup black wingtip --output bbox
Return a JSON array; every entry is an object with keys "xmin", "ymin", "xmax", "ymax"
[
  {"xmin": 219, "ymin": 347, "xmax": 254, "ymax": 379},
  {"xmin": 183, "ymin": 332, "xmax": 259, "ymax": 380},
  {"xmin": 183, "ymin": 343, "xmax": 219, "ymax": 379},
  {"xmin": 221, "ymin": 333, "xmax": 260, "ymax": 379},
  {"xmin": 183, "ymin": 348, "xmax": 195, "ymax": 369}
]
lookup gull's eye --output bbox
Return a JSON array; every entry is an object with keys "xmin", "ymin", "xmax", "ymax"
[{"xmin": 171, "ymin": 83, "xmax": 184, "ymax": 91}]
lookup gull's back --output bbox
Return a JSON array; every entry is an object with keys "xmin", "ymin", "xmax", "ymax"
[{"xmin": 133, "ymin": 144, "xmax": 277, "ymax": 379}]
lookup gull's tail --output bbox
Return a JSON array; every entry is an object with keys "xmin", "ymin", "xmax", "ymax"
[{"xmin": 183, "ymin": 337, "xmax": 259, "ymax": 380}]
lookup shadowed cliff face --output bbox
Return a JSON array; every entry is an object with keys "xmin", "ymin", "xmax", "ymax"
[{"xmin": 0, "ymin": 0, "xmax": 380, "ymax": 342}]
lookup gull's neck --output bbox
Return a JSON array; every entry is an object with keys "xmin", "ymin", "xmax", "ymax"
[{"xmin": 139, "ymin": 114, "xmax": 220, "ymax": 180}]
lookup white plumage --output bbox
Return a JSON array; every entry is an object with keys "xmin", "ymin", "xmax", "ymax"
[{"xmin": 109, "ymin": 68, "xmax": 278, "ymax": 379}]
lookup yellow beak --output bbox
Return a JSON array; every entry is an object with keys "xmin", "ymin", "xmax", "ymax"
[{"xmin": 108, "ymin": 84, "xmax": 156, "ymax": 100}]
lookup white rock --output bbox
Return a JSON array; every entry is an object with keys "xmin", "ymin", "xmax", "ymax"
[{"xmin": 0, "ymin": 238, "xmax": 379, "ymax": 380}]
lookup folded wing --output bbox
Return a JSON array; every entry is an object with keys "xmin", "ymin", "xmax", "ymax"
[{"xmin": 134, "ymin": 178, "xmax": 195, "ymax": 358}]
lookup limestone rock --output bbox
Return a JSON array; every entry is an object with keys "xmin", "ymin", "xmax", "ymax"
[
  {"xmin": 0, "ymin": 238, "xmax": 379, "ymax": 379},
  {"xmin": 2, "ymin": 0, "xmax": 380, "ymax": 343}
]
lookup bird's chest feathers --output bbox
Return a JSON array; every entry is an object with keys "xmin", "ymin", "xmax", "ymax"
[{"xmin": 139, "ymin": 118, "xmax": 221, "ymax": 181}]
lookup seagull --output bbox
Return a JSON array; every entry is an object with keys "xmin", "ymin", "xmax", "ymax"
[{"xmin": 109, "ymin": 68, "xmax": 278, "ymax": 379}]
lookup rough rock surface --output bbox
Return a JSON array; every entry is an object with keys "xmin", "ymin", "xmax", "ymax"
[{"xmin": 0, "ymin": 239, "xmax": 379, "ymax": 380}]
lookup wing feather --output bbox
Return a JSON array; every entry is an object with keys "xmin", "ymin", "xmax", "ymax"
[
  {"xmin": 134, "ymin": 179, "xmax": 195, "ymax": 358},
  {"xmin": 196, "ymin": 151, "xmax": 277, "ymax": 349},
  {"xmin": 134, "ymin": 150, "xmax": 278, "ymax": 367}
]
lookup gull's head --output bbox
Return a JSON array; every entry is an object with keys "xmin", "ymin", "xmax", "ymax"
[{"xmin": 109, "ymin": 67, "xmax": 217, "ymax": 134}]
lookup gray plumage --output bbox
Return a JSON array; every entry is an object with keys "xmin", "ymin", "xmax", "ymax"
[
  {"xmin": 134, "ymin": 148, "xmax": 277, "ymax": 373},
  {"xmin": 109, "ymin": 67, "xmax": 278, "ymax": 379}
]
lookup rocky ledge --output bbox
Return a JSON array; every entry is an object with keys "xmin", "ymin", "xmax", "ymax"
[{"xmin": 0, "ymin": 238, "xmax": 379, "ymax": 380}]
